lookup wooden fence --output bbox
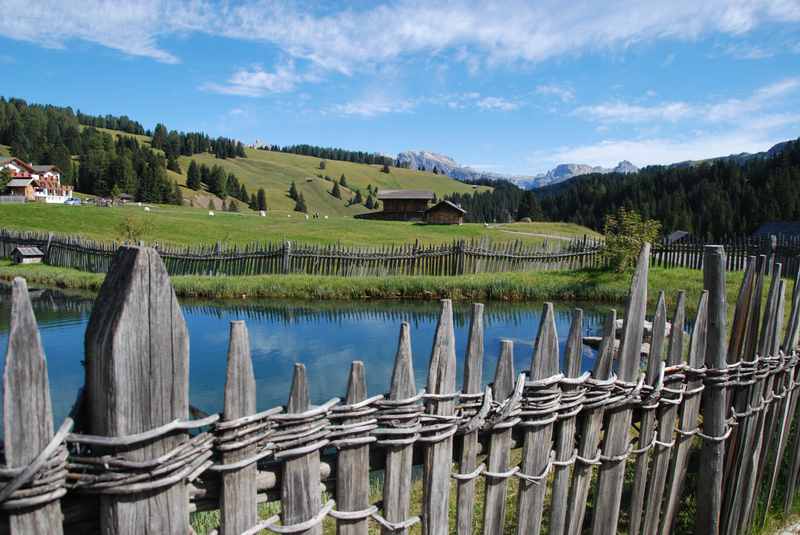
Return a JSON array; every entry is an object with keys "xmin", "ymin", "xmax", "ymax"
[
  {"xmin": 652, "ymin": 234, "xmax": 800, "ymax": 273},
  {"xmin": 0, "ymin": 228, "xmax": 604, "ymax": 277},
  {"xmin": 4, "ymin": 243, "xmax": 800, "ymax": 534}
]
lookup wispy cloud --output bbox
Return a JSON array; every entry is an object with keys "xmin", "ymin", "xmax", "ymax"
[
  {"xmin": 3, "ymin": 0, "xmax": 800, "ymax": 72},
  {"xmin": 203, "ymin": 62, "xmax": 316, "ymax": 96},
  {"xmin": 329, "ymin": 93, "xmax": 417, "ymax": 117},
  {"xmin": 724, "ymin": 42, "xmax": 774, "ymax": 59},
  {"xmin": 574, "ymin": 77, "xmax": 800, "ymax": 125},
  {"xmin": 476, "ymin": 96, "xmax": 518, "ymax": 111},
  {"xmin": 536, "ymin": 84, "xmax": 575, "ymax": 102}
]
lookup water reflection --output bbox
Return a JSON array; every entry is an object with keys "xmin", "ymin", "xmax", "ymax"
[{"xmin": 0, "ymin": 289, "xmax": 609, "ymax": 428}]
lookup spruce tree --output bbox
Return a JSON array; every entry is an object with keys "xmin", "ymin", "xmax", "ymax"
[
  {"xmin": 353, "ymin": 189, "xmax": 363, "ymax": 205},
  {"xmin": 365, "ymin": 195, "xmax": 375, "ymax": 209},
  {"xmin": 187, "ymin": 160, "xmax": 201, "ymax": 190},
  {"xmin": 249, "ymin": 193, "xmax": 258, "ymax": 210},
  {"xmin": 257, "ymin": 188, "xmax": 267, "ymax": 211},
  {"xmin": 332, "ymin": 181, "xmax": 342, "ymax": 199},
  {"xmin": 173, "ymin": 182, "xmax": 183, "ymax": 205},
  {"xmin": 294, "ymin": 193, "xmax": 307, "ymax": 213},
  {"xmin": 340, "ymin": 174, "xmax": 348, "ymax": 187},
  {"xmin": 289, "ymin": 181, "xmax": 298, "ymax": 201},
  {"xmin": 239, "ymin": 184, "xmax": 249, "ymax": 203}
]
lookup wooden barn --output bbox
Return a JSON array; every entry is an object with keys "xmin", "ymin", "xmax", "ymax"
[
  {"xmin": 425, "ymin": 200, "xmax": 466, "ymax": 225},
  {"xmin": 11, "ymin": 246, "xmax": 44, "ymax": 264},
  {"xmin": 362, "ymin": 189, "xmax": 435, "ymax": 221}
]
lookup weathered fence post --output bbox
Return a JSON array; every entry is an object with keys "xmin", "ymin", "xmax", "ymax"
[
  {"xmin": 482, "ymin": 340, "xmax": 517, "ymax": 535},
  {"xmin": 566, "ymin": 309, "xmax": 616, "ymax": 535},
  {"xmin": 220, "ymin": 321, "xmax": 257, "ymax": 534},
  {"xmin": 84, "ymin": 246, "xmax": 190, "ymax": 534},
  {"xmin": 591, "ymin": 243, "xmax": 650, "ymax": 535},
  {"xmin": 380, "ymin": 322, "xmax": 419, "ymax": 535},
  {"xmin": 335, "ymin": 361, "xmax": 371, "ymax": 535},
  {"xmin": 695, "ymin": 245, "xmax": 728, "ymax": 535},
  {"xmin": 629, "ymin": 292, "xmax": 668, "ymax": 535},
  {"xmin": 422, "ymin": 299, "xmax": 457, "ymax": 535},
  {"xmin": 2, "ymin": 277, "xmax": 66, "ymax": 534},
  {"xmin": 283, "ymin": 240, "xmax": 292, "ymax": 274},
  {"xmin": 455, "ymin": 304, "xmax": 484, "ymax": 535},
  {"xmin": 549, "ymin": 309, "xmax": 584, "ymax": 535},
  {"xmin": 281, "ymin": 364, "xmax": 323, "ymax": 535},
  {"xmin": 642, "ymin": 291, "xmax": 687, "ymax": 535},
  {"xmin": 516, "ymin": 302, "xmax": 560, "ymax": 535}
]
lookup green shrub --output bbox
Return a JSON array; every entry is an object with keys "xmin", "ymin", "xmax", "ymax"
[{"xmin": 602, "ymin": 208, "xmax": 660, "ymax": 272}]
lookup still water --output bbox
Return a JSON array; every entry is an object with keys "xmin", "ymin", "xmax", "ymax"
[{"xmin": 0, "ymin": 289, "xmax": 610, "ymax": 426}]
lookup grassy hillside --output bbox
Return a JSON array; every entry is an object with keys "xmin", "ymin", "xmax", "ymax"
[
  {"xmin": 176, "ymin": 148, "xmax": 489, "ymax": 216},
  {"xmin": 0, "ymin": 203, "xmax": 599, "ymax": 247}
]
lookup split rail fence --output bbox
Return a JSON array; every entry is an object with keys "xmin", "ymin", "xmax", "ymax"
[
  {"xmin": 0, "ymin": 228, "xmax": 604, "ymax": 277},
  {"xmin": 4, "ymin": 242, "xmax": 800, "ymax": 534}
]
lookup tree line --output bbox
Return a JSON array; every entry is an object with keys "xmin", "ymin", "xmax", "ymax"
[
  {"xmin": 151, "ymin": 124, "xmax": 246, "ymax": 171},
  {"xmin": 263, "ymin": 144, "xmax": 393, "ymax": 166},
  {"xmin": 185, "ymin": 160, "xmax": 265, "ymax": 211},
  {"xmin": 447, "ymin": 138, "xmax": 800, "ymax": 238}
]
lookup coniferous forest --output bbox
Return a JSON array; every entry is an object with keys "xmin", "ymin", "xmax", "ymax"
[
  {"xmin": 263, "ymin": 143, "xmax": 393, "ymax": 166},
  {"xmin": 448, "ymin": 137, "xmax": 800, "ymax": 238},
  {"xmin": 0, "ymin": 96, "xmax": 246, "ymax": 204}
]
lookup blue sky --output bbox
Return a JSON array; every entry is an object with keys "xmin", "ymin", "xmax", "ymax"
[{"xmin": 0, "ymin": 0, "xmax": 799, "ymax": 175}]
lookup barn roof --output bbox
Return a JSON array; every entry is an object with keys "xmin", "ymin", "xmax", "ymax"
[
  {"xmin": 12, "ymin": 246, "xmax": 44, "ymax": 257},
  {"xmin": 377, "ymin": 189, "xmax": 435, "ymax": 200},
  {"xmin": 426, "ymin": 200, "xmax": 466, "ymax": 214},
  {"xmin": 753, "ymin": 221, "xmax": 800, "ymax": 237},
  {"xmin": 0, "ymin": 157, "xmax": 35, "ymax": 173}
]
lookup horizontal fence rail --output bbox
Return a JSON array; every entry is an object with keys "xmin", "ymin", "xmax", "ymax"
[
  {"xmin": 3, "ymin": 244, "xmax": 800, "ymax": 534},
  {"xmin": 0, "ymin": 228, "xmax": 605, "ymax": 277}
]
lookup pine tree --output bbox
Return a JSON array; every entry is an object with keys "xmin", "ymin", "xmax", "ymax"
[
  {"xmin": 249, "ymin": 193, "xmax": 258, "ymax": 210},
  {"xmin": 239, "ymin": 184, "xmax": 249, "ymax": 203},
  {"xmin": 353, "ymin": 189, "xmax": 363, "ymax": 205},
  {"xmin": 289, "ymin": 181, "xmax": 298, "ymax": 201},
  {"xmin": 294, "ymin": 193, "xmax": 307, "ymax": 213},
  {"xmin": 332, "ymin": 181, "xmax": 342, "ymax": 199},
  {"xmin": 365, "ymin": 195, "xmax": 375, "ymax": 209},
  {"xmin": 173, "ymin": 182, "xmax": 183, "ymax": 206},
  {"xmin": 151, "ymin": 123, "xmax": 168, "ymax": 150},
  {"xmin": 228, "ymin": 199, "xmax": 240, "ymax": 212},
  {"xmin": 187, "ymin": 160, "xmax": 201, "ymax": 190},
  {"xmin": 167, "ymin": 155, "xmax": 181, "ymax": 173},
  {"xmin": 340, "ymin": 174, "xmax": 348, "ymax": 188},
  {"xmin": 257, "ymin": 188, "xmax": 267, "ymax": 211}
]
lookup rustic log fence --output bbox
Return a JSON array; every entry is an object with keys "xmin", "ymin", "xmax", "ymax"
[
  {"xmin": 0, "ymin": 229, "xmax": 604, "ymax": 277},
  {"xmin": 5, "ymin": 243, "xmax": 800, "ymax": 534},
  {"xmin": 651, "ymin": 234, "xmax": 800, "ymax": 273}
]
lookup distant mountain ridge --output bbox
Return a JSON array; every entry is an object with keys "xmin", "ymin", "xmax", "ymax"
[{"xmin": 396, "ymin": 150, "xmax": 638, "ymax": 189}]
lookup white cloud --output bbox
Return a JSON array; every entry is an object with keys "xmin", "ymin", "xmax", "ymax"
[
  {"xmin": 3, "ymin": 0, "xmax": 799, "ymax": 72},
  {"xmin": 203, "ymin": 62, "xmax": 314, "ymax": 96},
  {"xmin": 536, "ymin": 84, "xmax": 575, "ymax": 102},
  {"xmin": 329, "ymin": 94, "xmax": 417, "ymax": 117},
  {"xmin": 575, "ymin": 101, "xmax": 693, "ymax": 123},
  {"xmin": 476, "ymin": 96, "xmax": 518, "ymax": 111},
  {"xmin": 574, "ymin": 77, "xmax": 800, "ymax": 125},
  {"xmin": 724, "ymin": 42, "xmax": 774, "ymax": 59}
]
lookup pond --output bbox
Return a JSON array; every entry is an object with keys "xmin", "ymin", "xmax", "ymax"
[{"xmin": 0, "ymin": 288, "xmax": 612, "ymax": 427}]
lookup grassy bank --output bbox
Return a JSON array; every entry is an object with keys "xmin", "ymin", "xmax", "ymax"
[
  {"xmin": 0, "ymin": 260, "xmax": 772, "ymax": 311},
  {"xmin": 0, "ymin": 203, "xmax": 599, "ymax": 247}
]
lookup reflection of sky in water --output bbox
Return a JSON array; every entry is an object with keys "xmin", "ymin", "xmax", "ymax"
[{"xmin": 0, "ymin": 291, "xmax": 609, "ymax": 428}]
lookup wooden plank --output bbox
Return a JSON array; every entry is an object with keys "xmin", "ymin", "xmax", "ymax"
[
  {"xmin": 220, "ymin": 321, "xmax": 257, "ymax": 534},
  {"xmin": 660, "ymin": 291, "xmax": 708, "ymax": 535},
  {"xmin": 282, "ymin": 364, "xmax": 323, "ymax": 535},
  {"xmin": 591, "ymin": 243, "xmax": 651, "ymax": 535},
  {"xmin": 84, "ymin": 246, "xmax": 190, "ymax": 535},
  {"xmin": 565, "ymin": 309, "xmax": 616, "ymax": 535},
  {"xmin": 482, "ymin": 339, "xmax": 516, "ymax": 535},
  {"xmin": 2, "ymin": 277, "xmax": 65, "ymax": 535},
  {"xmin": 629, "ymin": 291, "xmax": 667, "ymax": 535},
  {"xmin": 422, "ymin": 299, "xmax": 457, "ymax": 535},
  {"xmin": 516, "ymin": 302, "xmax": 560, "ymax": 535},
  {"xmin": 548, "ymin": 309, "xmax": 584, "ymax": 535},
  {"xmin": 336, "ymin": 361, "xmax": 370, "ymax": 535},
  {"xmin": 381, "ymin": 322, "xmax": 417, "ymax": 535},
  {"xmin": 455, "ymin": 304, "xmax": 484, "ymax": 535},
  {"xmin": 642, "ymin": 291, "xmax": 687, "ymax": 535},
  {"xmin": 694, "ymin": 245, "xmax": 728, "ymax": 535}
]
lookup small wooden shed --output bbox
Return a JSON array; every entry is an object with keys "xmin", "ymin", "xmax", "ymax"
[
  {"xmin": 11, "ymin": 246, "xmax": 44, "ymax": 264},
  {"xmin": 425, "ymin": 200, "xmax": 466, "ymax": 225}
]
